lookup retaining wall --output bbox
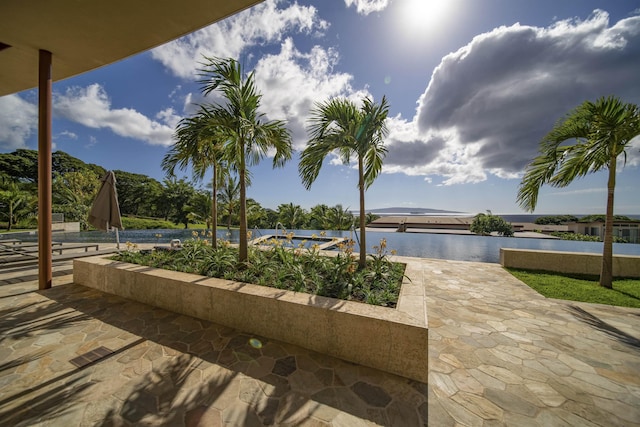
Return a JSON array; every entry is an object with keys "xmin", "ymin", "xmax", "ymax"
[
  {"xmin": 73, "ymin": 256, "xmax": 429, "ymax": 382},
  {"xmin": 500, "ymin": 248, "xmax": 640, "ymax": 278}
]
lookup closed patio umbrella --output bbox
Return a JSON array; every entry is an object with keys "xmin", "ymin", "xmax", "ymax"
[{"xmin": 88, "ymin": 171, "xmax": 123, "ymax": 249}]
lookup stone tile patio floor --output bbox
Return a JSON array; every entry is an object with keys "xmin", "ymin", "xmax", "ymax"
[{"xmin": 0, "ymin": 257, "xmax": 638, "ymax": 426}]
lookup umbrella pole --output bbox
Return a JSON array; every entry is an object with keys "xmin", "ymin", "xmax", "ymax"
[{"xmin": 116, "ymin": 227, "xmax": 120, "ymax": 251}]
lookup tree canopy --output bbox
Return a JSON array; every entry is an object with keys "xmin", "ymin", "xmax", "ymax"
[{"xmin": 517, "ymin": 96, "xmax": 640, "ymax": 288}]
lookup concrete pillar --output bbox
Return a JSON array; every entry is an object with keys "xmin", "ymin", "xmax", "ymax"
[{"xmin": 38, "ymin": 50, "xmax": 53, "ymax": 290}]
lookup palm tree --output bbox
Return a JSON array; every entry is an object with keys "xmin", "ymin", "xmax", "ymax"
[
  {"xmin": 199, "ymin": 57, "xmax": 292, "ymax": 263},
  {"xmin": 0, "ymin": 183, "xmax": 27, "ymax": 231},
  {"xmin": 277, "ymin": 202, "xmax": 306, "ymax": 230},
  {"xmin": 309, "ymin": 204, "xmax": 331, "ymax": 230},
  {"xmin": 218, "ymin": 175, "xmax": 240, "ymax": 232},
  {"xmin": 162, "ymin": 107, "xmax": 227, "ymax": 247},
  {"xmin": 327, "ymin": 204, "xmax": 354, "ymax": 230},
  {"xmin": 299, "ymin": 96, "xmax": 390, "ymax": 268},
  {"xmin": 517, "ymin": 96, "xmax": 640, "ymax": 288}
]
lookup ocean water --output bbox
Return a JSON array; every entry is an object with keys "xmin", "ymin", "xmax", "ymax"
[{"xmin": 12, "ymin": 228, "xmax": 640, "ymax": 264}]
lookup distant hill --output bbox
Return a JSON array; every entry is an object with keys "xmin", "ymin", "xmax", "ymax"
[{"xmin": 361, "ymin": 207, "xmax": 467, "ymax": 215}]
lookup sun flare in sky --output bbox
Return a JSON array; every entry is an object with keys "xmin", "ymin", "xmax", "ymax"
[{"xmin": 396, "ymin": 0, "xmax": 454, "ymax": 35}]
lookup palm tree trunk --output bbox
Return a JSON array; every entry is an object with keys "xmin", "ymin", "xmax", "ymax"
[
  {"xmin": 358, "ymin": 157, "xmax": 366, "ymax": 269},
  {"xmin": 600, "ymin": 156, "xmax": 616, "ymax": 288},
  {"xmin": 239, "ymin": 152, "xmax": 248, "ymax": 263},
  {"xmin": 211, "ymin": 164, "xmax": 217, "ymax": 249},
  {"xmin": 7, "ymin": 202, "xmax": 13, "ymax": 231}
]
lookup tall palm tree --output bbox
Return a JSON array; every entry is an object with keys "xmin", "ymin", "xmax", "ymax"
[
  {"xmin": 199, "ymin": 57, "xmax": 292, "ymax": 263},
  {"xmin": 162, "ymin": 107, "xmax": 227, "ymax": 247},
  {"xmin": 517, "ymin": 96, "xmax": 640, "ymax": 288},
  {"xmin": 300, "ymin": 96, "xmax": 390, "ymax": 268}
]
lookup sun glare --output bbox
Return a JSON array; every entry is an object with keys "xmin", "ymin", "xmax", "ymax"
[{"xmin": 396, "ymin": 0, "xmax": 453, "ymax": 35}]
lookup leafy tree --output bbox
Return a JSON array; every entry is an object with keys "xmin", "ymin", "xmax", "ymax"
[
  {"xmin": 517, "ymin": 96, "xmax": 640, "ymax": 288},
  {"xmin": 277, "ymin": 203, "xmax": 307, "ymax": 229},
  {"xmin": 258, "ymin": 208, "xmax": 279, "ymax": 229},
  {"xmin": 534, "ymin": 215, "xmax": 579, "ymax": 225},
  {"xmin": 185, "ymin": 189, "xmax": 212, "ymax": 228},
  {"xmin": 199, "ymin": 57, "xmax": 292, "ymax": 263},
  {"xmin": 53, "ymin": 170, "xmax": 101, "ymax": 205},
  {"xmin": 53, "ymin": 151, "xmax": 105, "ymax": 177},
  {"xmin": 114, "ymin": 170, "xmax": 164, "ymax": 217},
  {"xmin": 0, "ymin": 149, "xmax": 39, "ymax": 182},
  {"xmin": 578, "ymin": 214, "xmax": 637, "ymax": 223},
  {"xmin": 300, "ymin": 96, "xmax": 390, "ymax": 268},
  {"xmin": 470, "ymin": 212, "xmax": 514, "ymax": 236},
  {"xmin": 0, "ymin": 182, "xmax": 35, "ymax": 230},
  {"xmin": 246, "ymin": 198, "xmax": 267, "ymax": 229},
  {"xmin": 162, "ymin": 177, "xmax": 196, "ymax": 228},
  {"xmin": 53, "ymin": 170, "xmax": 101, "ymax": 230},
  {"xmin": 162, "ymin": 107, "xmax": 229, "ymax": 247}
]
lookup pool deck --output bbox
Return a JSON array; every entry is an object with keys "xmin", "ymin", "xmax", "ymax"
[{"xmin": 0, "ymin": 251, "xmax": 639, "ymax": 426}]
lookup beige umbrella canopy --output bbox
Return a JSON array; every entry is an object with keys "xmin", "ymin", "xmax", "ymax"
[{"xmin": 89, "ymin": 171, "xmax": 123, "ymax": 247}]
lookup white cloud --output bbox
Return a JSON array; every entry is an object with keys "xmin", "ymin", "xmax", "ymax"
[
  {"xmin": 344, "ymin": 0, "xmax": 389, "ymax": 15},
  {"xmin": 151, "ymin": 0, "xmax": 329, "ymax": 79},
  {"xmin": 56, "ymin": 130, "xmax": 78, "ymax": 140},
  {"xmin": 54, "ymin": 84, "xmax": 177, "ymax": 146},
  {"xmin": 0, "ymin": 94, "xmax": 37, "ymax": 150},
  {"xmin": 627, "ymin": 136, "xmax": 640, "ymax": 167},
  {"xmin": 398, "ymin": 10, "xmax": 640, "ymax": 185},
  {"xmin": 253, "ymin": 38, "xmax": 368, "ymax": 150}
]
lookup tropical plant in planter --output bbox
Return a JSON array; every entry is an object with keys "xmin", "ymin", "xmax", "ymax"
[{"xmin": 114, "ymin": 235, "xmax": 406, "ymax": 308}]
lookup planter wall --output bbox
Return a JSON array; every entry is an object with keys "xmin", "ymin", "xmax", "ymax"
[
  {"xmin": 74, "ymin": 256, "xmax": 428, "ymax": 382},
  {"xmin": 500, "ymin": 248, "xmax": 640, "ymax": 278}
]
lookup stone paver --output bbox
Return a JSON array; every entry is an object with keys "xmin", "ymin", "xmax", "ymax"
[
  {"xmin": 1, "ymin": 255, "xmax": 639, "ymax": 426},
  {"xmin": 422, "ymin": 258, "xmax": 640, "ymax": 426},
  {"xmin": 0, "ymin": 261, "xmax": 426, "ymax": 426}
]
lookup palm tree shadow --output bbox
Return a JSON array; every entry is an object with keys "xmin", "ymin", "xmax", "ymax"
[
  {"xmin": 566, "ymin": 304, "xmax": 640, "ymax": 349},
  {"xmin": 0, "ymin": 373, "xmax": 93, "ymax": 426},
  {"xmin": 0, "ymin": 300, "xmax": 90, "ymax": 345},
  {"xmin": 0, "ymin": 349, "xmax": 49, "ymax": 373},
  {"xmin": 39, "ymin": 284, "xmax": 320, "ymax": 426}
]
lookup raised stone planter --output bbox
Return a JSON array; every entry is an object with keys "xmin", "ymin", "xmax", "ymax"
[
  {"xmin": 500, "ymin": 248, "xmax": 640, "ymax": 278},
  {"xmin": 73, "ymin": 255, "xmax": 428, "ymax": 382}
]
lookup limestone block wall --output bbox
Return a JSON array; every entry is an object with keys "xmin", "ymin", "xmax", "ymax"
[
  {"xmin": 500, "ymin": 248, "xmax": 640, "ymax": 278},
  {"xmin": 73, "ymin": 256, "xmax": 429, "ymax": 383}
]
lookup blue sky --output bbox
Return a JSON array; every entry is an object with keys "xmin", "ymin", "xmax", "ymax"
[{"xmin": 1, "ymin": 0, "xmax": 639, "ymax": 214}]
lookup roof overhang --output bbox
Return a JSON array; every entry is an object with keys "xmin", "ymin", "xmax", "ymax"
[{"xmin": 0, "ymin": 0, "xmax": 263, "ymax": 96}]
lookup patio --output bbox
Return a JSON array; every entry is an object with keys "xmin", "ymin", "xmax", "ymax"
[{"xmin": 0, "ymin": 255, "xmax": 639, "ymax": 426}]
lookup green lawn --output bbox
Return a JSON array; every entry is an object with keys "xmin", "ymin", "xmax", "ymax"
[{"xmin": 507, "ymin": 269, "xmax": 640, "ymax": 308}]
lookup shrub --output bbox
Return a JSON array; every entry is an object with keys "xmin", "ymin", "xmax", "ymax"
[{"xmin": 112, "ymin": 235, "xmax": 405, "ymax": 307}]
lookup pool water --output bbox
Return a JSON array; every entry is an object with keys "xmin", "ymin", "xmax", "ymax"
[{"xmin": 13, "ymin": 228, "xmax": 640, "ymax": 264}]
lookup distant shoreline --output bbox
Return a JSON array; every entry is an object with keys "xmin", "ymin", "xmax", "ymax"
[{"xmin": 360, "ymin": 212, "xmax": 640, "ymax": 222}]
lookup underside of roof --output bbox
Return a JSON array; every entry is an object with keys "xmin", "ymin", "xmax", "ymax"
[{"xmin": 0, "ymin": 0, "xmax": 263, "ymax": 96}]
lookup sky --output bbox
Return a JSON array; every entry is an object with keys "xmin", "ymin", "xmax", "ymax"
[{"xmin": 1, "ymin": 0, "xmax": 640, "ymax": 215}]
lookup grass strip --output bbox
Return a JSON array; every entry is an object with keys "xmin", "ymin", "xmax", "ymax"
[{"xmin": 507, "ymin": 268, "xmax": 640, "ymax": 308}]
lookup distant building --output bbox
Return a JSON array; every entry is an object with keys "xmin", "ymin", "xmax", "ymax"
[
  {"xmin": 368, "ymin": 216, "xmax": 474, "ymax": 232},
  {"xmin": 568, "ymin": 220, "xmax": 640, "ymax": 244},
  {"xmin": 369, "ymin": 216, "xmax": 640, "ymax": 243}
]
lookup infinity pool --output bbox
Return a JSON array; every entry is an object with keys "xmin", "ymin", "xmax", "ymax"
[{"xmin": 13, "ymin": 228, "xmax": 640, "ymax": 264}]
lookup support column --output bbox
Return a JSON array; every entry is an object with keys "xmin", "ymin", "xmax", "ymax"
[{"xmin": 38, "ymin": 50, "xmax": 53, "ymax": 290}]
